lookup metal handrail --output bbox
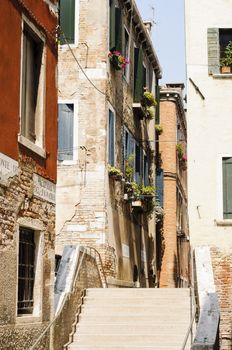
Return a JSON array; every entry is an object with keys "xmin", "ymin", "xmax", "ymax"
[
  {"xmin": 181, "ymin": 287, "xmax": 197, "ymax": 350},
  {"xmin": 29, "ymin": 248, "xmax": 86, "ymax": 350},
  {"xmin": 30, "ymin": 245, "xmax": 107, "ymax": 350},
  {"xmin": 84, "ymin": 245, "xmax": 108, "ymax": 288}
]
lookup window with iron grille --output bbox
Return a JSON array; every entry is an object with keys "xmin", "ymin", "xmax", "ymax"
[{"xmin": 17, "ymin": 228, "xmax": 35, "ymax": 315}]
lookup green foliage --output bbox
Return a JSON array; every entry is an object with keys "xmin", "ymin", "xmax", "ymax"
[
  {"xmin": 125, "ymin": 154, "xmax": 134, "ymax": 182},
  {"xmin": 220, "ymin": 41, "xmax": 232, "ymax": 67},
  {"xmin": 108, "ymin": 165, "xmax": 123, "ymax": 177},
  {"xmin": 146, "ymin": 106, "xmax": 155, "ymax": 119},
  {"xmin": 176, "ymin": 143, "xmax": 184, "ymax": 159},
  {"xmin": 155, "ymin": 124, "xmax": 163, "ymax": 135},
  {"xmin": 140, "ymin": 185, "xmax": 155, "ymax": 196},
  {"xmin": 143, "ymin": 91, "xmax": 157, "ymax": 107}
]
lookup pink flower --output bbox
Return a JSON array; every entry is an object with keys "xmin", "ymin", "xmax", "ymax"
[{"xmin": 182, "ymin": 154, "xmax": 187, "ymax": 161}]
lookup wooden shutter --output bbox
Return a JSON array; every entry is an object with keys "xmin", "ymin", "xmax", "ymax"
[
  {"xmin": 207, "ymin": 28, "xmax": 220, "ymax": 75},
  {"xmin": 134, "ymin": 46, "xmax": 144, "ymax": 102},
  {"xmin": 115, "ymin": 7, "xmax": 122, "ymax": 52},
  {"xmin": 156, "ymin": 168, "xmax": 164, "ymax": 208},
  {"xmin": 135, "ymin": 145, "xmax": 142, "ymax": 184},
  {"xmin": 144, "ymin": 155, "xmax": 149, "ymax": 186},
  {"xmin": 109, "ymin": 0, "xmax": 116, "ymax": 50},
  {"xmin": 222, "ymin": 157, "xmax": 232, "ymax": 219},
  {"xmin": 108, "ymin": 110, "xmax": 115, "ymax": 165},
  {"xmin": 58, "ymin": 104, "xmax": 74, "ymax": 161},
  {"xmin": 60, "ymin": 0, "xmax": 75, "ymax": 44},
  {"xmin": 155, "ymin": 84, "xmax": 160, "ymax": 124}
]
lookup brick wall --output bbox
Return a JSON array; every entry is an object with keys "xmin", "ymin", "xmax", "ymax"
[{"xmin": 211, "ymin": 247, "xmax": 232, "ymax": 349}]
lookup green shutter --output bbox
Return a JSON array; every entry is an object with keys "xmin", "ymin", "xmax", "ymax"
[
  {"xmin": 223, "ymin": 157, "xmax": 232, "ymax": 219},
  {"xmin": 207, "ymin": 28, "xmax": 220, "ymax": 75},
  {"xmin": 134, "ymin": 46, "xmax": 144, "ymax": 102},
  {"xmin": 109, "ymin": 0, "xmax": 116, "ymax": 50},
  {"xmin": 155, "ymin": 84, "xmax": 160, "ymax": 124},
  {"xmin": 115, "ymin": 7, "xmax": 122, "ymax": 52},
  {"xmin": 60, "ymin": 0, "xmax": 75, "ymax": 44}
]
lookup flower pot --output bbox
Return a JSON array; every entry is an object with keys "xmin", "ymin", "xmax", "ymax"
[{"xmin": 221, "ymin": 65, "xmax": 231, "ymax": 74}]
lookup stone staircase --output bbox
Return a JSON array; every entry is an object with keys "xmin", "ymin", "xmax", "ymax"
[{"xmin": 67, "ymin": 288, "xmax": 192, "ymax": 350}]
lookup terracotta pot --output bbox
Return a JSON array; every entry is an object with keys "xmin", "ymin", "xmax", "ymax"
[{"xmin": 221, "ymin": 66, "xmax": 231, "ymax": 74}]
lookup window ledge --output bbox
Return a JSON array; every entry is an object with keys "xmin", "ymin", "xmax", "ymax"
[
  {"xmin": 215, "ymin": 219, "xmax": 232, "ymax": 226},
  {"xmin": 18, "ymin": 135, "xmax": 46, "ymax": 159},
  {"xmin": 16, "ymin": 315, "xmax": 41, "ymax": 324},
  {"xmin": 212, "ymin": 74, "xmax": 232, "ymax": 79},
  {"xmin": 57, "ymin": 160, "xmax": 78, "ymax": 166}
]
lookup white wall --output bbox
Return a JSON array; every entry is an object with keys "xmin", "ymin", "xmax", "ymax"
[{"xmin": 185, "ymin": 0, "xmax": 232, "ymax": 249}]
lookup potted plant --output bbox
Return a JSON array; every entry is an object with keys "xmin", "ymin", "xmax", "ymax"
[
  {"xmin": 108, "ymin": 165, "xmax": 123, "ymax": 180},
  {"xmin": 179, "ymin": 154, "xmax": 187, "ymax": 170},
  {"xmin": 220, "ymin": 41, "xmax": 232, "ymax": 74},
  {"xmin": 155, "ymin": 124, "xmax": 163, "ymax": 135},
  {"xmin": 140, "ymin": 185, "xmax": 155, "ymax": 197},
  {"xmin": 108, "ymin": 50, "xmax": 129, "ymax": 71},
  {"xmin": 176, "ymin": 143, "xmax": 184, "ymax": 159},
  {"xmin": 141, "ymin": 91, "xmax": 157, "ymax": 120}
]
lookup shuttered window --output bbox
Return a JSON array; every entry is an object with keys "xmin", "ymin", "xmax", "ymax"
[
  {"xmin": 135, "ymin": 144, "xmax": 142, "ymax": 184},
  {"xmin": 58, "ymin": 104, "xmax": 74, "ymax": 161},
  {"xmin": 109, "ymin": 0, "xmax": 122, "ymax": 51},
  {"xmin": 222, "ymin": 157, "xmax": 232, "ymax": 219},
  {"xmin": 21, "ymin": 23, "xmax": 44, "ymax": 144},
  {"xmin": 156, "ymin": 168, "xmax": 164, "ymax": 208},
  {"xmin": 59, "ymin": 0, "xmax": 75, "ymax": 44},
  {"xmin": 207, "ymin": 28, "xmax": 232, "ymax": 75},
  {"xmin": 134, "ymin": 47, "xmax": 144, "ymax": 102},
  {"xmin": 143, "ymin": 155, "xmax": 149, "ymax": 186},
  {"xmin": 108, "ymin": 110, "xmax": 115, "ymax": 166}
]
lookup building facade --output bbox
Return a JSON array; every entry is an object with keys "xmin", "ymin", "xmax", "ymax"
[
  {"xmin": 0, "ymin": 0, "xmax": 58, "ymax": 348},
  {"xmin": 56, "ymin": 0, "xmax": 161, "ymax": 287},
  {"xmin": 156, "ymin": 84, "xmax": 189, "ymax": 288},
  {"xmin": 185, "ymin": 0, "xmax": 232, "ymax": 346}
]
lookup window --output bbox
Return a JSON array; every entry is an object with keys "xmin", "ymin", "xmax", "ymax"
[
  {"xmin": 156, "ymin": 168, "xmax": 164, "ymax": 208},
  {"xmin": 134, "ymin": 46, "xmax": 144, "ymax": 102},
  {"xmin": 222, "ymin": 157, "xmax": 232, "ymax": 219},
  {"xmin": 18, "ymin": 228, "xmax": 35, "ymax": 315},
  {"xmin": 109, "ymin": 0, "xmax": 122, "ymax": 51},
  {"xmin": 59, "ymin": 0, "xmax": 76, "ymax": 44},
  {"xmin": 20, "ymin": 19, "xmax": 45, "ymax": 154},
  {"xmin": 135, "ymin": 144, "xmax": 143, "ymax": 184},
  {"xmin": 123, "ymin": 28, "xmax": 129, "ymax": 80},
  {"xmin": 58, "ymin": 104, "xmax": 74, "ymax": 161},
  {"xmin": 108, "ymin": 109, "xmax": 115, "ymax": 166},
  {"xmin": 208, "ymin": 28, "xmax": 232, "ymax": 75}
]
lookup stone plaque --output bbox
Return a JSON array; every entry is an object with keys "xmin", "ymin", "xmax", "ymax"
[
  {"xmin": 0, "ymin": 152, "xmax": 18, "ymax": 180},
  {"xmin": 33, "ymin": 174, "xmax": 56, "ymax": 204},
  {"xmin": 122, "ymin": 244, "xmax": 130, "ymax": 258}
]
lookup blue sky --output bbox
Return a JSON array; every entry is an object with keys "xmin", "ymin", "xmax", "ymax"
[{"xmin": 136, "ymin": 0, "xmax": 186, "ymax": 84}]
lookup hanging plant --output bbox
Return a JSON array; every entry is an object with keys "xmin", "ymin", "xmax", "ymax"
[
  {"xmin": 108, "ymin": 50, "xmax": 129, "ymax": 71},
  {"xmin": 176, "ymin": 143, "xmax": 184, "ymax": 159},
  {"xmin": 108, "ymin": 165, "xmax": 123, "ymax": 180},
  {"xmin": 142, "ymin": 91, "xmax": 157, "ymax": 107},
  {"xmin": 155, "ymin": 124, "xmax": 163, "ymax": 135}
]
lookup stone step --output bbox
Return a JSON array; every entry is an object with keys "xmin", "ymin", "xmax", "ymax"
[
  {"xmin": 81, "ymin": 306, "xmax": 191, "ymax": 315},
  {"xmin": 69, "ymin": 346, "xmax": 189, "ymax": 350},
  {"xmin": 72, "ymin": 335, "xmax": 187, "ymax": 346},
  {"xmin": 76, "ymin": 324, "xmax": 190, "ymax": 334},
  {"xmin": 78, "ymin": 314, "xmax": 191, "ymax": 323}
]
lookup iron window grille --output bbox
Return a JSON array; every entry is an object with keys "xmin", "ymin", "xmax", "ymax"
[{"xmin": 17, "ymin": 228, "xmax": 35, "ymax": 315}]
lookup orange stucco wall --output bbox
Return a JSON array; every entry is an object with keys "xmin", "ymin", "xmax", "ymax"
[{"xmin": 0, "ymin": 0, "xmax": 58, "ymax": 181}]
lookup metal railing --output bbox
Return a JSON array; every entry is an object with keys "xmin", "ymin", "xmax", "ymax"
[
  {"xmin": 181, "ymin": 287, "xmax": 197, "ymax": 350},
  {"xmin": 29, "ymin": 245, "xmax": 107, "ymax": 350}
]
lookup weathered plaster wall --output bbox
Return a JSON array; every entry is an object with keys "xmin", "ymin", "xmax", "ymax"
[
  {"xmin": 0, "ymin": 157, "xmax": 55, "ymax": 349},
  {"xmin": 56, "ymin": 0, "xmax": 157, "ymax": 285}
]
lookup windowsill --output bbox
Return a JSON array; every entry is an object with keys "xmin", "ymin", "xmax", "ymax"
[
  {"xmin": 215, "ymin": 219, "xmax": 232, "ymax": 226},
  {"xmin": 57, "ymin": 160, "xmax": 78, "ymax": 166},
  {"xmin": 16, "ymin": 315, "xmax": 41, "ymax": 324},
  {"xmin": 212, "ymin": 73, "xmax": 232, "ymax": 79},
  {"xmin": 18, "ymin": 135, "xmax": 46, "ymax": 159}
]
